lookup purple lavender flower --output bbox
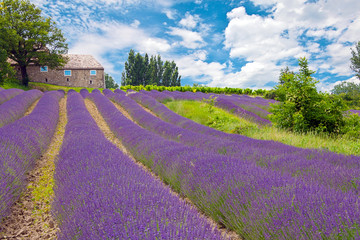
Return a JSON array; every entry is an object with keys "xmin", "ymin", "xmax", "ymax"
[
  {"xmin": 80, "ymin": 88, "xmax": 90, "ymax": 98},
  {"xmin": 91, "ymin": 90, "xmax": 360, "ymax": 239},
  {"xmin": 53, "ymin": 91, "xmax": 224, "ymax": 240},
  {"xmin": 0, "ymin": 88, "xmax": 24, "ymax": 105},
  {"xmin": 0, "ymin": 89, "xmax": 43, "ymax": 128},
  {"xmin": 0, "ymin": 91, "xmax": 63, "ymax": 223},
  {"xmin": 349, "ymin": 110, "xmax": 360, "ymax": 115}
]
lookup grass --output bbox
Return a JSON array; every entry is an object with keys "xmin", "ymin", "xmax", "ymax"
[
  {"xmin": 28, "ymin": 82, "xmax": 104, "ymax": 92},
  {"xmin": 166, "ymin": 100, "xmax": 259, "ymax": 134},
  {"xmin": 0, "ymin": 80, "xmax": 30, "ymax": 90},
  {"xmin": 165, "ymin": 100, "xmax": 360, "ymax": 156},
  {"xmin": 1, "ymin": 81, "xmax": 111, "ymax": 93}
]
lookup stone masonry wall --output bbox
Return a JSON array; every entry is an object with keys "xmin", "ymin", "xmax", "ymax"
[{"xmin": 14, "ymin": 66, "xmax": 105, "ymax": 88}]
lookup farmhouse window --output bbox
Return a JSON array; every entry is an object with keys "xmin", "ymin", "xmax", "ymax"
[
  {"xmin": 45, "ymin": 78, "xmax": 48, "ymax": 82},
  {"xmin": 67, "ymin": 78, "xmax": 69, "ymax": 82},
  {"xmin": 64, "ymin": 70, "xmax": 72, "ymax": 76},
  {"xmin": 90, "ymin": 70, "xmax": 97, "ymax": 75},
  {"xmin": 40, "ymin": 66, "xmax": 48, "ymax": 72},
  {"xmin": 90, "ymin": 80, "xmax": 93, "ymax": 84}
]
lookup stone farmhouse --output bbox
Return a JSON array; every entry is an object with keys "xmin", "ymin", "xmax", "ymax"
[{"xmin": 12, "ymin": 54, "xmax": 105, "ymax": 88}]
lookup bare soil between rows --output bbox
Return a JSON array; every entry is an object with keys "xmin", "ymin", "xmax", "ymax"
[
  {"xmin": 0, "ymin": 97, "xmax": 67, "ymax": 240},
  {"xmin": 85, "ymin": 98, "xmax": 241, "ymax": 240}
]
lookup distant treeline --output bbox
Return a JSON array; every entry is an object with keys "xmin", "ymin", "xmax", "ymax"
[
  {"xmin": 120, "ymin": 84, "xmax": 268, "ymax": 95},
  {"xmin": 121, "ymin": 50, "xmax": 181, "ymax": 87}
]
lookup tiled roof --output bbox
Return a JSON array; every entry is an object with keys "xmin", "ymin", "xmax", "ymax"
[
  {"xmin": 63, "ymin": 54, "xmax": 104, "ymax": 70},
  {"xmin": 8, "ymin": 54, "xmax": 104, "ymax": 70}
]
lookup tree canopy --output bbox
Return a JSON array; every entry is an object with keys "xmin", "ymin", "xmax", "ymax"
[
  {"xmin": 105, "ymin": 73, "xmax": 119, "ymax": 89},
  {"xmin": 270, "ymin": 57, "xmax": 351, "ymax": 134},
  {"xmin": 0, "ymin": 48, "xmax": 15, "ymax": 85},
  {"xmin": 331, "ymin": 81, "xmax": 360, "ymax": 109},
  {"xmin": 0, "ymin": 0, "xmax": 68, "ymax": 86},
  {"xmin": 121, "ymin": 50, "xmax": 181, "ymax": 87},
  {"xmin": 350, "ymin": 41, "xmax": 360, "ymax": 80}
]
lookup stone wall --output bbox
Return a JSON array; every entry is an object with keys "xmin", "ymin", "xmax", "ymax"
[{"xmin": 14, "ymin": 66, "xmax": 105, "ymax": 88}]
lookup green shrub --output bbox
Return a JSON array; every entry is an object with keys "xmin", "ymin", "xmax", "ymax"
[{"xmin": 269, "ymin": 58, "xmax": 350, "ymax": 135}]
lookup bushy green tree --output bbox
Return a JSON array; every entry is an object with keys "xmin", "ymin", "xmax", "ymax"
[
  {"xmin": 350, "ymin": 41, "xmax": 360, "ymax": 79},
  {"xmin": 121, "ymin": 50, "xmax": 181, "ymax": 86},
  {"xmin": 0, "ymin": 0, "xmax": 68, "ymax": 86},
  {"xmin": 331, "ymin": 81, "xmax": 360, "ymax": 108},
  {"xmin": 0, "ymin": 48, "xmax": 15, "ymax": 85},
  {"xmin": 105, "ymin": 73, "xmax": 119, "ymax": 89},
  {"xmin": 270, "ymin": 58, "xmax": 349, "ymax": 134}
]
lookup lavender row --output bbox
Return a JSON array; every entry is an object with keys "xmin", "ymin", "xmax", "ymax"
[
  {"xmin": 0, "ymin": 91, "xmax": 63, "ymax": 223},
  {"xmin": 127, "ymin": 91, "xmax": 360, "ymax": 194},
  {"xmin": 154, "ymin": 90, "xmax": 271, "ymax": 125},
  {"xmin": 0, "ymin": 89, "xmax": 43, "ymax": 128},
  {"xmin": 221, "ymin": 95, "xmax": 271, "ymax": 120},
  {"xmin": 137, "ymin": 89, "xmax": 175, "ymax": 102},
  {"xmin": 350, "ymin": 110, "xmax": 360, "ymax": 115},
  {"xmin": 105, "ymin": 90, "xmax": 243, "ymax": 155},
  {"xmin": 91, "ymin": 91, "xmax": 360, "ymax": 239},
  {"xmin": 53, "ymin": 90, "xmax": 223, "ymax": 240},
  {"xmin": 0, "ymin": 88, "xmax": 24, "ymax": 105}
]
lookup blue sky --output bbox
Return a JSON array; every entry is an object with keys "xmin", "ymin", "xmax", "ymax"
[{"xmin": 33, "ymin": 0, "xmax": 360, "ymax": 91}]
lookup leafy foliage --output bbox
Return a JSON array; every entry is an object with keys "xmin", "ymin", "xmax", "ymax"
[
  {"xmin": 0, "ymin": 0, "xmax": 68, "ymax": 86},
  {"xmin": 120, "ymin": 84, "xmax": 268, "ymax": 95},
  {"xmin": 105, "ymin": 73, "xmax": 119, "ymax": 89},
  {"xmin": 331, "ymin": 81, "xmax": 360, "ymax": 109},
  {"xmin": 270, "ymin": 57, "xmax": 355, "ymax": 134},
  {"xmin": 350, "ymin": 41, "xmax": 360, "ymax": 79},
  {"xmin": 121, "ymin": 50, "xmax": 181, "ymax": 87},
  {"xmin": 0, "ymin": 48, "xmax": 15, "ymax": 85}
]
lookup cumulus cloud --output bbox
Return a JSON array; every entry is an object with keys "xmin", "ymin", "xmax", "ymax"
[
  {"xmin": 223, "ymin": 0, "xmax": 360, "ymax": 87},
  {"xmin": 68, "ymin": 21, "xmax": 171, "ymax": 78},
  {"xmin": 179, "ymin": 12, "xmax": 201, "ymax": 29},
  {"xmin": 168, "ymin": 27, "xmax": 206, "ymax": 49}
]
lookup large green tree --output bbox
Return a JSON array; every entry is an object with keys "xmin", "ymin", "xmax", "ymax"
[
  {"xmin": 270, "ymin": 58, "xmax": 348, "ymax": 134},
  {"xmin": 121, "ymin": 50, "xmax": 181, "ymax": 86},
  {"xmin": 350, "ymin": 41, "xmax": 360, "ymax": 80},
  {"xmin": 331, "ymin": 81, "xmax": 360, "ymax": 108},
  {"xmin": 0, "ymin": 0, "xmax": 68, "ymax": 86},
  {"xmin": 105, "ymin": 73, "xmax": 119, "ymax": 89},
  {"xmin": 0, "ymin": 48, "xmax": 15, "ymax": 85}
]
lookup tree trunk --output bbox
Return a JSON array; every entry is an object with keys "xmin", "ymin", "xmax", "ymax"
[{"xmin": 20, "ymin": 64, "xmax": 29, "ymax": 87}]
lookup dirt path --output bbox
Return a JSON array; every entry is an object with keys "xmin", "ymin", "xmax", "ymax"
[
  {"xmin": 84, "ymin": 98, "xmax": 241, "ymax": 240},
  {"xmin": 24, "ymin": 98, "xmax": 40, "ymax": 116},
  {"xmin": 0, "ymin": 97, "xmax": 67, "ymax": 240}
]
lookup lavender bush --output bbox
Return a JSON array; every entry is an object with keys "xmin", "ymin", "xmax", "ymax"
[
  {"xmin": 0, "ymin": 91, "xmax": 63, "ymax": 223},
  {"xmin": 0, "ymin": 88, "xmax": 24, "ymax": 105},
  {"xmin": 114, "ymin": 91, "xmax": 360, "ymax": 194},
  {"xmin": 79, "ymin": 88, "xmax": 90, "ymax": 98},
  {"xmin": 0, "ymin": 89, "xmax": 43, "ymax": 128},
  {"xmin": 93, "ymin": 90, "xmax": 360, "ymax": 239},
  {"xmin": 350, "ymin": 110, "xmax": 360, "ymax": 115},
  {"xmin": 114, "ymin": 88, "xmax": 126, "ymax": 95},
  {"xmin": 53, "ymin": 91, "xmax": 224, "ymax": 240},
  {"xmin": 160, "ymin": 90, "xmax": 271, "ymax": 125}
]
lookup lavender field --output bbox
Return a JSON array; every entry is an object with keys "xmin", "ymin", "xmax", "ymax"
[{"xmin": 0, "ymin": 88, "xmax": 359, "ymax": 239}]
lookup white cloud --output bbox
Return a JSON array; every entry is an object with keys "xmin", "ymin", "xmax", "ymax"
[
  {"xmin": 163, "ymin": 9, "xmax": 177, "ymax": 20},
  {"xmin": 225, "ymin": 7, "xmax": 303, "ymax": 63},
  {"xmin": 318, "ymin": 76, "xmax": 360, "ymax": 93},
  {"xmin": 223, "ymin": 0, "xmax": 360, "ymax": 88},
  {"xmin": 69, "ymin": 21, "xmax": 171, "ymax": 73},
  {"xmin": 168, "ymin": 27, "xmax": 205, "ymax": 49},
  {"xmin": 179, "ymin": 12, "xmax": 200, "ymax": 29},
  {"xmin": 130, "ymin": 20, "xmax": 140, "ymax": 28}
]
